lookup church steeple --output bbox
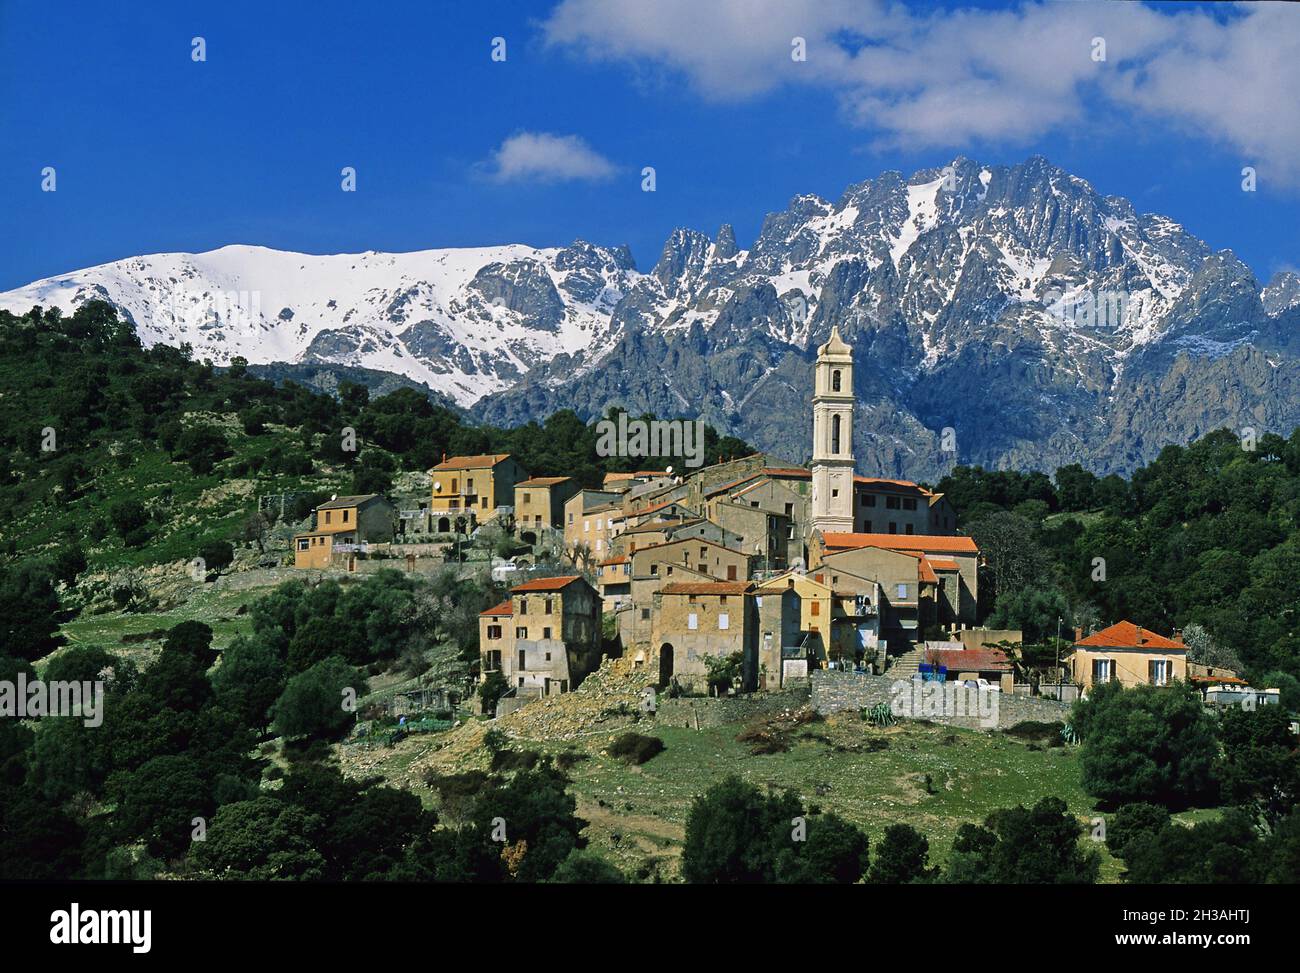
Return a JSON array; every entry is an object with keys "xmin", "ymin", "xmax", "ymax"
[{"xmin": 811, "ymin": 326, "xmax": 855, "ymax": 534}]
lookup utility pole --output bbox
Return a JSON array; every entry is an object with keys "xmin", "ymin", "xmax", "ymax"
[{"xmin": 1055, "ymin": 615, "xmax": 1062, "ymax": 700}]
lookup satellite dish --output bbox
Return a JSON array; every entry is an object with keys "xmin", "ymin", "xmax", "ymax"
[
  {"xmin": 433, "ymin": 481, "xmax": 442, "ymax": 491},
  {"xmin": 665, "ymin": 465, "xmax": 673, "ymax": 475},
  {"xmin": 330, "ymin": 493, "xmax": 337, "ymax": 501}
]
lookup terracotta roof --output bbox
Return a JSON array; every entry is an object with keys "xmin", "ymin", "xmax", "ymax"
[
  {"xmin": 821, "ymin": 532, "xmax": 978, "ymax": 554},
  {"xmin": 917, "ymin": 558, "xmax": 939, "ymax": 584},
  {"xmin": 659, "ymin": 581, "xmax": 753, "ymax": 596},
  {"xmin": 430, "ymin": 453, "xmax": 511, "ymax": 471},
  {"xmin": 517, "ymin": 476, "xmax": 572, "ymax": 487},
  {"xmin": 511, "ymin": 575, "xmax": 585, "ymax": 593},
  {"xmin": 1075, "ymin": 621, "xmax": 1185, "ymax": 651},
  {"xmin": 599, "ymin": 555, "xmax": 629, "ymax": 566},
  {"xmin": 316, "ymin": 494, "xmax": 384, "ymax": 510},
  {"xmin": 479, "ymin": 600, "xmax": 513, "ymax": 617},
  {"xmin": 762, "ymin": 467, "xmax": 812, "ymax": 478},
  {"xmin": 852, "ymin": 476, "xmax": 931, "ymax": 496},
  {"xmin": 928, "ymin": 558, "xmax": 960, "ymax": 571},
  {"xmin": 925, "ymin": 647, "xmax": 1012, "ymax": 672}
]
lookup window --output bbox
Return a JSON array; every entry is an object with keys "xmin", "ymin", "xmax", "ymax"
[
  {"xmin": 543, "ymin": 629, "xmax": 552, "ymax": 640},
  {"xmin": 863, "ymin": 495, "xmax": 877, "ymax": 507},
  {"xmin": 544, "ymin": 598, "xmax": 553, "ymax": 614},
  {"xmin": 889, "ymin": 522, "xmax": 897, "ymax": 534},
  {"xmin": 484, "ymin": 650, "xmax": 501, "ymax": 671},
  {"xmin": 897, "ymin": 583, "xmax": 908, "ymax": 599},
  {"xmin": 641, "ymin": 608, "xmax": 650, "ymax": 620},
  {"xmin": 785, "ymin": 503, "xmax": 793, "ymax": 517},
  {"xmin": 650, "ymin": 564, "xmax": 659, "ymax": 576},
  {"xmin": 518, "ymin": 650, "xmax": 526, "ymax": 669},
  {"xmin": 568, "ymin": 512, "xmax": 574, "ymax": 524},
  {"xmin": 324, "ymin": 511, "xmax": 332, "ymax": 524},
  {"xmin": 886, "ymin": 496, "xmax": 900, "ymax": 509},
  {"xmin": 1093, "ymin": 659, "xmax": 1114, "ymax": 684},
  {"xmin": 297, "ymin": 538, "xmax": 310, "ymax": 552},
  {"xmin": 342, "ymin": 509, "xmax": 350, "ymax": 523},
  {"xmin": 487, "ymin": 625, "xmax": 502, "ymax": 640},
  {"xmin": 516, "ymin": 628, "xmax": 528, "ymax": 640},
  {"xmin": 905, "ymin": 524, "xmax": 914, "ymax": 535},
  {"xmin": 811, "ymin": 601, "xmax": 820, "ymax": 616},
  {"xmin": 584, "ymin": 520, "xmax": 589, "ymax": 532},
  {"xmin": 688, "ymin": 613, "xmax": 698, "ymax": 630},
  {"xmin": 519, "ymin": 598, "xmax": 528, "ymax": 614},
  {"xmin": 596, "ymin": 519, "xmax": 603, "ymax": 529},
  {"xmin": 903, "ymin": 498, "xmax": 917, "ymax": 511},
  {"xmin": 718, "ymin": 613, "xmax": 730, "ymax": 630},
  {"xmin": 831, "ymin": 414, "xmax": 841, "ymax": 454},
  {"xmin": 832, "ymin": 369, "xmax": 841, "ymax": 391},
  {"xmin": 544, "ymin": 650, "xmax": 551, "ymax": 660},
  {"xmin": 1149, "ymin": 659, "xmax": 1170, "ymax": 686},
  {"xmin": 727, "ymin": 565, "xmax": 737, "ymax": 581}
]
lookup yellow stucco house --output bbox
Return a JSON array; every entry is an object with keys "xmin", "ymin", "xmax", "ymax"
[
  {"xmin": 1071, "ymin": 620, "xmax": 1187, "ymax": 690},
  {"xmin": 428, "ymin": 453, "xmax": 528, "ymax": 530},
  {"xmin": 293, "ymin": 494, "xmax": 396, "ymax": 569}
]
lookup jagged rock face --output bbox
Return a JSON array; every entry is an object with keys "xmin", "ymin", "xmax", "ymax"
[
  {"xmin": 4, "ymin": 155, "xmax": 1298, "ymax": 477},
  {"xmin": 477, "ymin": 156, "xmax": 1300, "ymax": 478}
]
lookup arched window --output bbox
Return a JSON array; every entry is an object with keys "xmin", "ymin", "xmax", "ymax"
[
  {"xmin": 831, "ymin": 414, "xmax": 841, "ymax": 454},
  {"xmin": 832, "ymin": 369, "xmax": 841, "ymax": 392}
]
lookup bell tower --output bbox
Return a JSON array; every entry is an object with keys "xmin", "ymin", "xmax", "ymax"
[{"xmin": 811, "ymin": 325, "xmax": 855, "ymax": 534}]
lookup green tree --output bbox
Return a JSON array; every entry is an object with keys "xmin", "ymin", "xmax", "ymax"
[
  {"xmin": 1073, "ymin": 681, "xmax": 1218, "ymax": 807},
  {"xmin": 271, "ymin": 656, "xmax": 368, "ymax": 741},
  {"xmin": 867, "ymin": 824, "xmax": 934, "ymax": 884}
]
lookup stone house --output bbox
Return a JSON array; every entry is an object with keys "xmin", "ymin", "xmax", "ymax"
[
  {"xmin": 851, "ymin": 477, "xmax": 956, "ymax": 536},
  {"xmin": 293, "ymin": 494, "xmax": 397, "ymax": 569},
  {"xmin": 649, "ymin": 581, "xmax": 758, "ymax": 693},
  {"xmin": 514, "ymin": 476, "xmax": 580, "ymax": 538},
  {"xmin": 755, "ymin": 569, "xmax": 881, "ymax": 670},
  {"xmin": 429, "ymin": 453, "xmax": 527, "ymax": 530},
  {"xmin": 478, "ymin": 575, "xmax": 603, "ymax": 702},
  {"xmin": 622, "ymin": 537, "xmax": 758, "ymax": 649}
]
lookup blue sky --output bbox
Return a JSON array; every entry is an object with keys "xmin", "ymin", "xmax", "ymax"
[{"xmin": 1, "ymin": 0, "xmax": 1297, "ymax": 291}]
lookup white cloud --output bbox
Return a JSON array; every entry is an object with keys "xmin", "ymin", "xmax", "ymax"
[
  {"xmin": 542, "ymin": 0, "xmax": 1300, "ymax": 187},
  {"xmin": 485, "ymin": 131, "xmax": 617, "ymax": 183}
]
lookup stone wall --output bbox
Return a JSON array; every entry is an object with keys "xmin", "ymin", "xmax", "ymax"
[
  {"xmin": 810, "ymin": 670, "xmax": 1071, "ymax": 731},
  {"xmin": 654, "ymin": 685, "xmax": 811, "ymax": 729}
]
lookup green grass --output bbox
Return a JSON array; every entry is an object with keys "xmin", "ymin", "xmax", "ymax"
[
  {"xmin": 511, "ymin": 716, "xmax": 1128, "ymax": 882},
  {"xmin": 47, "ymin": 579, "xmax": 274, "ymax": 672}
]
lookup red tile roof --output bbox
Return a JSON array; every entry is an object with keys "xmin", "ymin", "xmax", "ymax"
[
  {"xmin": 479, "ymin": 600, "xmax": 513, "ymax": 617},
  {"xmin": 431, "ymin": 453, "xmax": 511, "ymax": 471},
  {"xmin": 599, "ymin": 555, "xmax": 629, "ymax": 566},
  {"xmin": 762, "ymin": 467, "xmax": 813, "ymax": 479},
  {"xmin": 822, "ymin": 532, "xmax": 979, "ymax": 554},
  {"xmin": 511, "ymin": 575, "xmax": 585, "ymax": 593},
  {"xmin": 917, "ymin": 558, "xmax": 939, "ymax": 584},
  {"xmin": 517, "ymin": 476, "xmax": 573, "ymax": 487},
  {"xmin": 1075, "ymin": 621, "xmax": 1185, "ymax": 651},
  {"xmin": 928, "ymin": 558, "xmax": 960, "ymax": 571},
  {"xmin": 659, "ymin": 581, "xmax": 753, "ymax": 596},
  {"xmin": 925, "ymin": 647, "xmax": 1012, "ymax": 672}
]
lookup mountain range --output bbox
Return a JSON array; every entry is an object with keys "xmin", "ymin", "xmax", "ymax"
[{"xmin": 4, "ymin": 155, "xmax": 1299, "ymax": 480}]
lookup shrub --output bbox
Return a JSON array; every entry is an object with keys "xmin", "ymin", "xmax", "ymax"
[{"xmin": 608, "ymin": 732, "xmax": 665, "ymax": 766}]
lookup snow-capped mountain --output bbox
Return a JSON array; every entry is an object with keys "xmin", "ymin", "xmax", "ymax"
[
  {"xmin": 0, "ymin": 240, "xmax": 638, "ymax": 405},
  {"xmin": 3, "ymin": 155, "xmax": 1298, "ymax": 477}
]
